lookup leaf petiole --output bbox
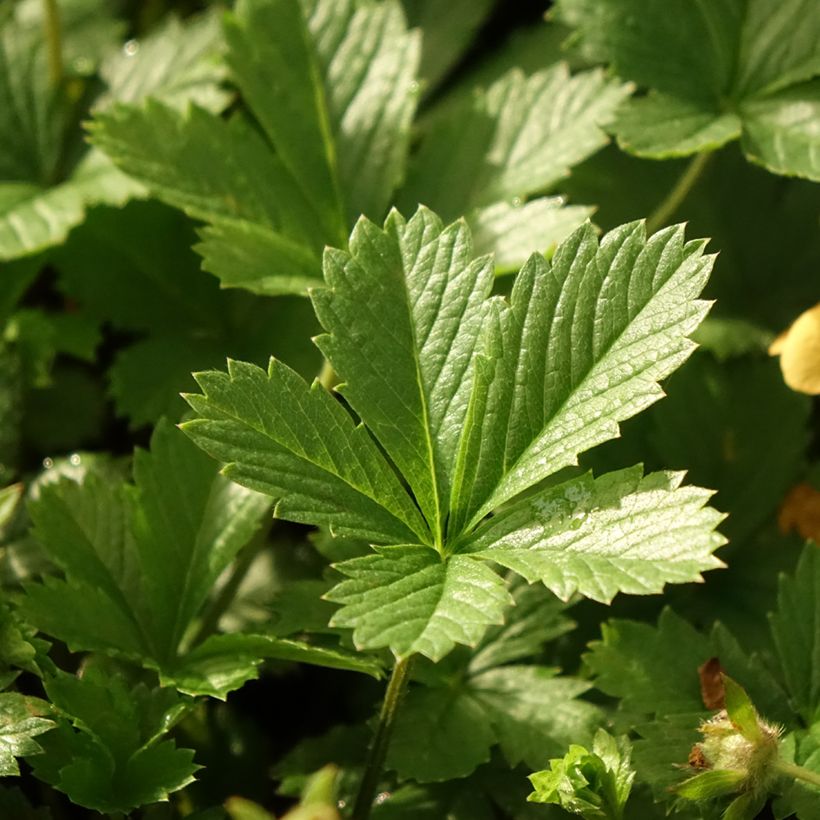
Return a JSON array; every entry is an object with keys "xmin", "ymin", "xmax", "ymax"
[
  {"xmin": 774, "ymin": 759, "xmax": 820, "ymax": 789},
  {"xmin": 42, "ymin": 0, "xmax": 64, "ymax": 89},
  {"xmin": 646, "ymin": 150, "xmax": 713, "ymax": 233},
  {"xmin": 351, "ymin": 654, "xmax": 415, "ymax": 820}
]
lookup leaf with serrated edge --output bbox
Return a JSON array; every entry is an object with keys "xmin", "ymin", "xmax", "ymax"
[
  {"xmin": 462, "ymin": 468, "xmax": 725, "ymax": 603},
  {"xmin": 770, "ymin": 544, "xmax": 820, "ymax": 724},
  {"xmin": 0, "ymin": 693, "xmax": 53, "ymax": 776},
  {"xmin": 401, "ymin": 65, "xmax": 630, "ymax": 219},
  {"xmin": 181, "ymin": 358, "xmax": 429, "ymax": 544},
  {"xmin": 455, "ymin": 220, "xmax": 714, "ymax": 530},
  {"xmin": 313, "ymin": 208, "xmax": 494, "ymax": 539},
  {"xmin": 326, "ymin": 545, "xmax": 511, "ymax": 661},
  {"xmin": 556, "ymin": 0, "xmax": 820, "ymax": 178}
]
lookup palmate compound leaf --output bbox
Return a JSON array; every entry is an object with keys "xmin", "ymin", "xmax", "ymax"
[
  {"xmin": 555, "ymin": 0, "xmax": 820, "ymax": 180},
  {"xmin": 90, "ymin": 0, "xmax": 421, "ymax": 295},
  {"xmin": 183, "ymin": 207, "xmax": 724, "ymax": 662},
  {"xmin": 21, "ymin": 420, "xmax": 377, "ymax": 698},
  {"xmin": 28, "ymin": 668, "xmax": 197, "ymax": 814}
]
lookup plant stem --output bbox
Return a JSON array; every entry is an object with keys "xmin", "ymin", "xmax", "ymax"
[
  {"xmin": 775, "ymin": 759, "xmax": 820, "ymax": 789},
  {"xmin": 646, "ymin": 151, "xmax": 713, "ymax": 234},
  {"xmin": 351, "ymin": 655, "xmax": 414, "ymax": 820},
  {"xmin": 42, "ymin": 0, "xmax": 64, "ymax": 88}
]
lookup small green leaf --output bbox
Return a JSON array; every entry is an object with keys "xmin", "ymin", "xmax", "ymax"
[
  {"xmin": 30, "ymin": 669, "xmax": 197, "ymax": 813},
  {"xmin": 0, "ymin": 693, "xmax": 53, "ymax": 776},
  {"xmin": 723, "ymin": 791, "xmax": 767, "ymax": 820},
  {"xmin": 675, "ymin": 769, "xmax": 746, "ymax": 800},
  {"xmin": 722, "ymin": 676, "xmax": 763, "ymax": 743},
  {"xmin": 528, "ymin": 729, "xmax": 635, "ymax": 820},
  {"xmin": 402, "ymin": 65, "xmax": 631, "ymax": 219},
  {"xmin": 327, "ymin": 545, "xmax": 511, "ymax": 661}
]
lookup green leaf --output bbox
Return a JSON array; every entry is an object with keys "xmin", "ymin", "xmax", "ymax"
[
  {"xmin": 92, "ymin": 0, "xmax": 420, "ymax": 295},
  {"xmin": 675, "ymin": 769, "xmax": 746, "ymax": 800},
  {"xmin": 401, "ymin": 0, "xmax": 495, "ymax": 92},
  {"xmin": 528, "ymin": 729, "xmax": 635, "ymax": 820},
  {"xmin": 740, "ymin": 80, "xmax": 820, "ymax": 180},
  {"xmin": 0, "ymin": 150, "xmax": 143, "ymax": 261},
  {"xmin": 182, "ymin": 359, "xmax": 429, "ymax": 544},
  {"xmin": 463, "ymin": 467, "xmax": 725, "ymax": 603},
  {"xmin": 557, "ymin": 0, "xmax": 820, "ymax": 179},
  {"xmin": 452, "ymin": 220, "xmax": 715, "ymax": 530},
  {"xmin": 0, "ymin": 693, "xmax": 53, "ymax": 776},
  {"xmin": 31, "ymin": 669, "xmax": 197, "ymax": 813},
  {"xmin": 723, "ymin": 792, "xmax": 767, "ymax": 820},
  {"xmin": 185, "ymin": 208, "xmax": 721, "ymax": 662},
  {"xmin": 402, "ymin": 65, "xmax": 630, "ymax": 219},
  {"xmin": 387, "ymin": 685, "xmax": 496, "ymax": 781},
  {"xmin": 468, "ymin": 198, "xmax": 593, "ymax": 272},
  {"xmin": 312, "ymin": 208, "xmax": 495, "ymax": 538},
  {"xmin": 387, "ymin": 666, "xmax": 600, "ymax": 782},
  {"xmin": 468, "ymin": 578, "xmax": 575, "ymax": 673},
  {"xmin": 0, "ymin": 2, "xmax": 229, "ymax": 262},
  {"xmin": 22, "ymin": 420, "xmax": 273, "ymax": 693},
  {"xmin": 163, "ymin": 633, "xmax": 383, "ymax": 699},
  {"xmin": 97, "ymin": 9, "xmax": 229, "ymax": 112},
  {"xmin": 326, "ymin": 545, "xmax": 511, "ymax": 661},
  {"xmin": 770, "ymin": 544, "xmax": 820, "ymax": 724},
  {"xmin": 469, "ymin": 666, "xmax": 601, "ymax": 769},
  {"xmin": 585, "ymin": 608, "xmax": 712, "ymax": 718},
  {"xmin": 388, "ymin": 665, "xmax": 600, "ymax": 781},
  {"xmin": 722, "ymin": 676, "xmax": 763, "ymax": 743}
]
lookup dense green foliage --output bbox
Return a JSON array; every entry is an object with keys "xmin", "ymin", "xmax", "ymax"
[{"xmin": 0, "ymin": 1, "xmax": 818, "ymax": 818}]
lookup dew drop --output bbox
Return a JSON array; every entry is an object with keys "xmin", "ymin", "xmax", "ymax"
[
  {"xmin": 69, "ymin": 453, "xmax": 81, "ymax": 466},
  {"xmin": 410, "ymin": 80, "xmax": 420, "ymax": 93},
  {"xmin": 512, "ymin": 196, "xmax": 522, "ymax": 207},
  {"xmin": 337, "ymin": 800, "xmax": 347, "ymax": 810},
  {"xmin": 375, "ymin": 792, "xmax": 391, "ymax": 805},
  {"xmin": 123, "ymin": 39, "xmax": 139, "ymax": 57},
  {"xmin": 42, "ymin": 457, "xmax": 54, "ymax": 469}
]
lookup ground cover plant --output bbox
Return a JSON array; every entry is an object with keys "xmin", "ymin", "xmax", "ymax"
[{"xmin": 0, "ymin": 0, "xmax": 819, "ymax": 818}]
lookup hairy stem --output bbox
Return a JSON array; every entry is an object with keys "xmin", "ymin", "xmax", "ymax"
[
  {"xmin": 646, "ymin": 151, "xmax": 713, "ymax": 234},
  {"xmin": 351, "ymin": 655, "xmax": 414, "ymax": 820},
  {"xmin": 775, "ymin": 759, "xmax": 820, "ymax": 789},
  {"xmin": 42, "ymin": 0, "xmax": 64, "ymax": 88}
]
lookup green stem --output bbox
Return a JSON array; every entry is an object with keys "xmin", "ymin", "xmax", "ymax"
[
  {"xmin": 775, "ymin": 759, "xmax": 820, "ymax": 789},
  {"xmin": 351, "ymin": 655, "xmax": 414, "ymax": 820},
  {"xmin": 646, "ymin": 151, "xmax": 713, "ymax": 234},
  {"xmin": 42, "ymin": 0, "xmax": 64, "ymax": 88}
]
